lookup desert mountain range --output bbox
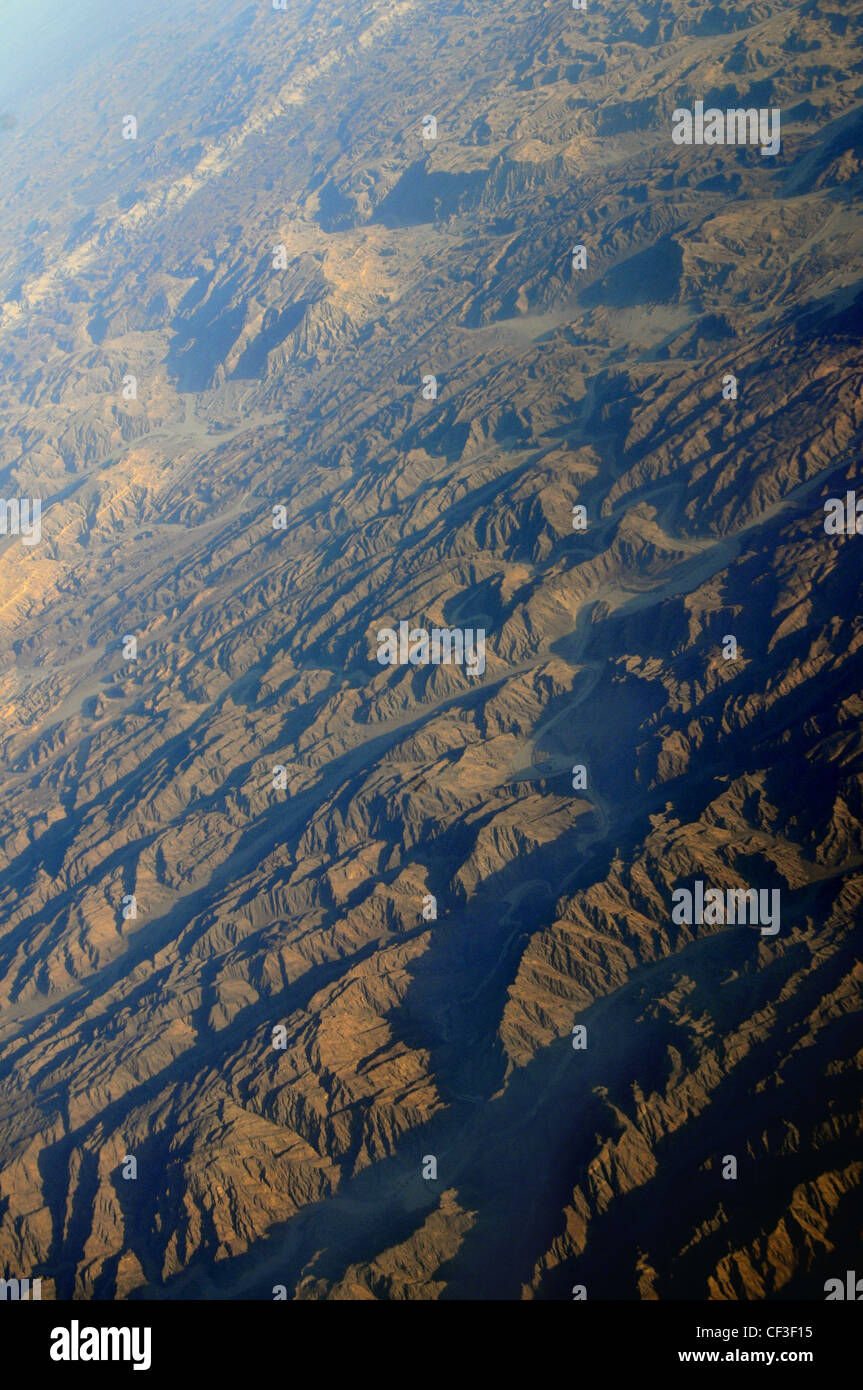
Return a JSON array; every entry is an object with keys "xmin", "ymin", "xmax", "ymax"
[{"xmin": 0, "ymin": 0, "xmax": 860, "ymax": 1299}]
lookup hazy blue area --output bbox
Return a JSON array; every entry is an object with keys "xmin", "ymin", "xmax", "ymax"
[{"xmin": 0, "ymin": 0, "xmax": 164, "ymax": 118}]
